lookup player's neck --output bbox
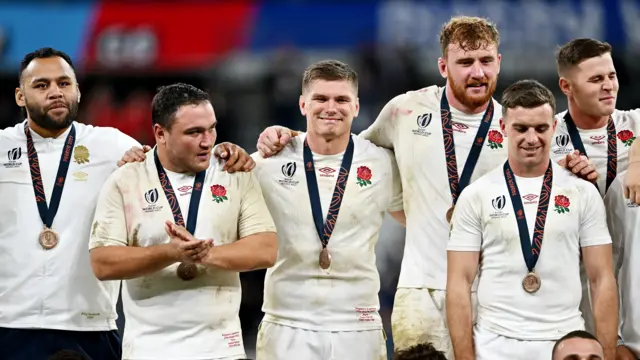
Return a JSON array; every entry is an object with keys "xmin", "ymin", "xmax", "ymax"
[
  {"xmin": 156, "ymin": 145, "xmax": 188, "ymax": 174},
  {"xmin": 27, "ymin": 118, "xmax": 68, "ymax": 138},
  {"xmin": 508, "ymin": 157, "xmax": 550, "ymax": 178},
  {"xmin": 445, "ymin": 86, "xmax": 490, "ymax": 115},
  {"xmin": 567, "ymin": 100, "xmax": 609, "ymax": 130},
  {"xmin": 306, "ymin": 131, "xmax": 350, "ymax": 155}
]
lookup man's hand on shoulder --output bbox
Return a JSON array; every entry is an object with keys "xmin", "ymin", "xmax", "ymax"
[
  {"xmin": 214, "ymin": 142, "xmax": 255, "ymax": 173},
  {"xmin": 256, "ymin": 126, "xmax": 299, "ymax": 158},
  {"xmin": 557, "ymin": 150, "xmax": 598, "ymax": 183},
  {"xmin": 117, "ymin": 145, "xmax": 152, "ymax": 167}
]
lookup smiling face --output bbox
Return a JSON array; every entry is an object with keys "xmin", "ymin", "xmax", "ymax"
[{"xmin": 300, "ymin": 79, "xmax": 359, "ymax": 140}]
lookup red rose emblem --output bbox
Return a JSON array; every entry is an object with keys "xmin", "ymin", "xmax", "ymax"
[
  {"xmin": 357, "ymin": 166, "xmax": 372, "ymax": 181},
  {"xmin": 488, "ymin": 130, "xmax": 503, "ymax": 144},
  {"xmin": 555, "ymin": 195, "xmax": 570, "ymax": 208},
  {"xmin": 618, "ymin": 130, "xmax": 634, "ymax": 142},
  {"xmin": 487, "ymin": 130, "xmax": 504, "ymax": 149},
  {"xmin": 618, "ymin": 130, "xmax": 636, "ymax": 147},
  {"xmin": 210, "ymin": 185, "xmax": 228, "ymax": 203},
  {"xmin": 356, "ymin": 166, "xmax": 372, "ymax": 187},
  {"xmin": 211, "ymin": 185, "xmax": 226, "ymax": 197}
]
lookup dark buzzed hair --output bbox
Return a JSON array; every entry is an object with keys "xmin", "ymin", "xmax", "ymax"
[
  {"xmin": 301, "ymin": 59, "xmax": 358, "ymax": 94},
  {"xmin": 394, "ymin": 342, "xmax": 448, "ymax": 360},
  {"xmin": 556, "ymin": 38, "xmax": 612, "ymax": 76},
  {"xmin": 501, "ymin": 79, "xmax": 556, "ymax": 117},
  {"xmin": 19, "ymin": 47, "xmax": 75, "ymax": 84},
  {"xmin": 151, "ymin": 83, "xmax": 211, "ymax": 129},
  {"xmin": 551, "ymin": 330, "xmax": 602, "ymax": 359}
]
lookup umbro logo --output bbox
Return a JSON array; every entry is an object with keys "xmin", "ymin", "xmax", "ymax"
[
  {"xmin": 522, "ymin": 193, "xmax": 538, "ymax": 204},
  {"xmin": 318, "ymin": 167, "xmax": 335, "ymax": 177},
  {"xmin": 590, "ymin": 135, "xmax": 605, "ymax": 145}
]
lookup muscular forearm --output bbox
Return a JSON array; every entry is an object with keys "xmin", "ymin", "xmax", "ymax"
[
  {"xmin": 201, "ymin": 232, "xmax": 277, "ymax": 271},
  {"xmin": 591, "ymin": 275, "xmax": 619, "ymax": 359},
  {"xmin": 446, "ymin": 282, "xmax": 475, "ymax": 360},
  {"xmin": 90, "ymin": 244, "xmax": 176, "ymax": 281}
]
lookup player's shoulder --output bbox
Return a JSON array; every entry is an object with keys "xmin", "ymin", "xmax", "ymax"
[
  {"xmin": 553, "ymin": 162, "xmax": 598, "ymax": 195},
  {"xmin": 74, "ymin": 122, "xmax": 139, "ymax": 150},
  {"xmin": 613, "ymin": 108, "xmax": 640, "ymax": 128},
  {"xmin": 353, "ymin": 135, "xmax": 394, "ymax": 164},
  {"xmin": 392, "ymin": 85, "xmax": 442, "ymax": 106},
  {"xmin": 0, "ymin": 121, "xmax": 24, "ymax": 142},
  {"xmin": 464, "ymin": 164, "xmax": 504, "ymax": 196}
]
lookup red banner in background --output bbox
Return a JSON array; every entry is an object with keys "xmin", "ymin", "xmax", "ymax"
[{"xmin": 82, "ymin": 2, "xmax": 256, "ymax": 71}]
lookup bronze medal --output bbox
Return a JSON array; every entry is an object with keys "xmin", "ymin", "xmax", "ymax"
[
  {"xmin": 177, "ymin": 263, "xmax": 198, "ymax": 281},
  {"xmin": 319, "ymin": 248, "xmax": 331, "ymax": 269},
  {"xmin": 522, "ymin": 272, "xmax": 541, "ymax": 293},
  {"xmin": 446, "ymin": 206, "xmax": 454, "ymax": 223},
  {"xmin": 39, "ymin": 228, "xmax": 59, "ymax": 250}
]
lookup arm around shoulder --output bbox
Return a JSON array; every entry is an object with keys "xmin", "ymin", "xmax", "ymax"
[{"xmin": 359, "ymin": 94, "xmax": 405, "ymax": 149}]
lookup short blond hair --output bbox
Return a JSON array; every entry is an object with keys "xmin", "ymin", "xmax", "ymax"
[{"xmin": 439, "ymin": 16, "xmax": 500, "ymax": 57}]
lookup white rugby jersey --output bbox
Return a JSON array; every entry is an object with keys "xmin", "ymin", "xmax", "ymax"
[
  {"xmin": 448, "ymin": 161, "xmax": 611, "ymax": 340},
  {"xmin": 551, "ymin": 108, "xmax": 640, "ymax": 333},
  {"xmin": 551, "ymin": 109, "xmax": 640, "ymax": 197},
  {"xmin": 89, "ymin": 149, "xmax": 276, "ymax": 359},
  {"xmin": 604, "ymin": 171, "xmax": 640, "ymax": 357},
  {"xmin": 0, "ymin": 120, "xmax": 140, "ymax": 331},
  {"xmin": 360, "ymin": 85, "xmax": 506, "ymax": 290},
  {"xmin": 254, "ymin": 134, "xmax": 403, "ymax": 331}
]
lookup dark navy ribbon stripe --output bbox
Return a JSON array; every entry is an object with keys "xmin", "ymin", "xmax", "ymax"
[
  {"xmin": 25, "ymin": 123, "xmax": 76, "ymax": 228},
  {"xmin": 503, "ymin": 160, "xmax": 553, "ymax": 272},
  {"xmin": 303, "ymin": 136, "xmax": 355, "ymax": 248},
  {"xmin": 441, "ymin": 90, "xmax": 495, "ymax": 205},
  {"xmin": 563, "ymin": 112, "xmax": 617, "ymax": 192},
  {"xmin": 154, "ymin": 149, "xmax": 205, "ymax": 234}
]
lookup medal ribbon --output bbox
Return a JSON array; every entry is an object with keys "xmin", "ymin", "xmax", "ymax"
[
  {"xmin": 25, "ymin": 123, "xmax": 76, "ymax": 230},
  {"xmin": 503, "ymin": 160, "xmax": 553, "ymax": 273},
  {"xmin": 563, "ymin": 112, "xmax": 617, "ymax": 192},
  {"xmin": 154, "ymin": 148, "xmax": 206, "ymax": 234},
  {"xmin": 303, "ymin": 136, "xmax": 355, "ymax": 249},
  {"xmin": 441, "ymin": 89, "xmax": 495, "ymax": 206}
]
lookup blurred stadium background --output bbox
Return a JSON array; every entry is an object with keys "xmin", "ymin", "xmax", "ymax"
[{"xmin": 1, "ymin": 1, "xmax": 638, "ymax": 358}]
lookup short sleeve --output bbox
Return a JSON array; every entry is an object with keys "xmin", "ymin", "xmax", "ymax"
[
  {"xmin": 237, "ymin": 172, "xmax": 277, "ymax": 239},
  {"xmin": 89, "ymin": 172, "xmax": 128, "ymax": 249},
  {"xmin": 447, "ymin": 186, "xmax": 483, "ymax": 252},
  {"xmin": 358, "ymin": 94, "xmax": 403, "ymax": 149},
  {"xmin": 115, "ymin": 130, "xmax": 143, "ymax": 159},
  {"xmin": 385, "ymin": 149, "xmax": 403, "ymax": 212},
  {"xmin": 579, "ymin": 182, "xmax": 612, "ymax": 247}
]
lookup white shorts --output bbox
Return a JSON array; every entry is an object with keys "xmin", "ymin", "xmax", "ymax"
[
  {"xmin": 391, "ymin": 288, "xmax": 477, "ymax": 359},
  {"xmin": 255, "ymin": 321, "xmax": 387, "ymax": 360},
  {"xmin": 474, "ymin": 325, "xmax": 555, "ymax": 360}
]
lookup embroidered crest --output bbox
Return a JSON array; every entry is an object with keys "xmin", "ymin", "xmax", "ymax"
[
  {"xmin": 617, "ymin": 130, "xmax": 636, "ymax": 147},
  {"xmin": 356, "ymin": 166, "xmax": 372, "ymax": 187},
  {"xmin": 554, "ymin": 195, "xmax": 571, "ymax": 214},
  {"xmin": 487, "ymin": 130, "xmax": 504, "ymax": 149},
  {"xmin": 210, "ymin": 185, "xmax": 228, "ymax": 203}
]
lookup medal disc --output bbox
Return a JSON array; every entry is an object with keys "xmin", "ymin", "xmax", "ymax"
[
  {"xmin": 522, "ymin": 272, "xmax": 541, "ymax": 293},
  {"xmin": 319, "ymin": 248, "xmax": 332, "ymax": 269},
  {"xmin": 446, "ymin": 206, "xmax": 454, "ymax": 223},
  {"xmin": 39, "ymin": 228, "xmax": 59, "ymax": 250},
  {"xmin": 177, "ymin": 263, "xmax": 198, "ymax": 281}
]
